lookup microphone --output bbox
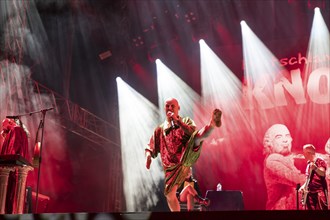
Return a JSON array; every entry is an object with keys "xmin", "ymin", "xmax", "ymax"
[
  {"xmin": 170, "ymin": 118, "xmax": 176, "ymax": 129},
  {"xmin": 167, "ymin": 111, "xmax": 176, "ymax": 129}
]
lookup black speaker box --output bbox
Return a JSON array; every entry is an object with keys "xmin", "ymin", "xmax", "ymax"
[{"xmin": 205, "ymin": 190, "xmax": 244, "ymax": 211}]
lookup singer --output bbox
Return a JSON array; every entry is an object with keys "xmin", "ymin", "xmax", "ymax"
[{"xmin": 145, "ymin": 97, "xmax": 222, "ymax": 212}]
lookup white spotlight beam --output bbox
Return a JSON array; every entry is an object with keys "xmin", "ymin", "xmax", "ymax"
[
  {"xmin": 241, "ymin": 21, "xmax": 284, "ymax": 86},
  {"xmin": 240, "ymin": 21, "xmax": 298, "ymax": 110},
  {"xmin": 304, "ymin": 7, "xmax": 330, "ymax": 103},
  {"xmin": 304, "ymin": 7, "xmax": 330, "ymax": 105},
  {"xmin": 116, "ymin": 77, "xmax": 163, "ymax": 212},
  {"xmin": 156, "ymin": 59, "xmax": 201, "ymax": 120},
  {"xmin": 199, "ymin": 39, "xmax": 242, "ymax": 109},
  {"xmin": 199, "ymin": 39, "xmax": 254, "ymax": 149},
  {"xmin": 305, "ymin": 7, "xmax": 330, "ymax": 74},
  {"xmin": 296, "ymin": 7, "xmax": 330, "ymax": 143}
]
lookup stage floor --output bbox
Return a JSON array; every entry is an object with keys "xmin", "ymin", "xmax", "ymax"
[{"xmin": 1, "ymin": 211, "xmax": 329, "ymax": 220}]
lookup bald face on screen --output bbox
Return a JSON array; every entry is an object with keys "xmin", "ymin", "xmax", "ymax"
[{"xmin": 263, "ymin": 124, "xmax": 293, "ymax": 156}]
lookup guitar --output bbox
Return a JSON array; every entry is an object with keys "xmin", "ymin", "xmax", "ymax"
[{"xmin": 301, "ymin": 162, "xmax": 313, "ymax": 207}]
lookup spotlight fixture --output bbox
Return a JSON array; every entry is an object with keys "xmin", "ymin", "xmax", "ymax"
[
  {"xmin": 132, "ymin": 36, "xmax": 144, "ymax": 47},
  {"xmin": 185, "ymin": 11, "xmax": 197, "ymax": 23},
  {"xmin": 98, "ymin": 50, "xmax": 112, "ymax": 60}
]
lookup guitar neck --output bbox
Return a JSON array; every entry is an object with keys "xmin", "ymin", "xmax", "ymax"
[{"xmin": 301, "ymin": 163, "xmax": 313, "ymax": 206}]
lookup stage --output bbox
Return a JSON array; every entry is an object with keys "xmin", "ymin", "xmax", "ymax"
[
  {"xmin": 0, "ymin": 0, "xmax": 330, "ymax": 216},
  {"xmin": 1, "ymin": 211, "xmax": 329, "ymax": 220}
]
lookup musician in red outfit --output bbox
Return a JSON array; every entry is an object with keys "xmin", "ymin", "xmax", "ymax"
[
  {"xmin": 145, "ymin": 97, "xmax": 222, "ymax": 212},
  {"xmin": 299, "ymin": 144, "xmax": 328, "ymax": 210},
  {"xmin": 1, "ymin": 118, "xmax": 30, "ymax": 213}
]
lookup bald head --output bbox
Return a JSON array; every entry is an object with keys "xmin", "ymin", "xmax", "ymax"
[
  {"xmin": 164, "ymin": 97, "xmax": 180, "ymax": 121},
  {"xmin": 164, "ymin": 97, "xmax": 179, "ymax": 106},
  {"xmin": 263, "ymin": 124, "xmax": 292, "ymax": 155},
  {"xmin": 264, "ymin": 124, "xmax": 290, "ymax": 139}
]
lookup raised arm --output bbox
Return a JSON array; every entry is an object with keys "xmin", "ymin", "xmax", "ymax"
[{"xmin": 194, "ymin": 109, "xmax": 222, "ymax": 146}]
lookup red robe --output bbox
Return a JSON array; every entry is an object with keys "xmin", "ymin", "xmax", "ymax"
[
  {"xmin": 1, "ymin": 126, "xmax": 29, "ymax": 157},
  {"xmin": 146, "ymin": 117, "xmax": 202, "ymax": 195},
  {"xmin": 1, "ymin": 126, "xmax": 29, "ymax": 213}
]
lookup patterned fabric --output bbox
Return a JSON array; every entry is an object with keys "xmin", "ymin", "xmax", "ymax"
[
  {"xmin": 305, "ymin": 157, "xmax": 328, "ymax": 210},
  {"xmin": 263, "ymin": 153, "xmax": 305, "ymax": 210},
  {"xmin": 146, "ymin": 117, "xmax": 203, "ymax": 195}
]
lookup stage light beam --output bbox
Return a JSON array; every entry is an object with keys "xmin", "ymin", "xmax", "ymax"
[
  {"xmin": 196, "ymin": 39, "xmax": 258, "ymax": 184},
  {"xmin": 116, "ymin": 77, "xmax": 163, "ymax": 212},
  {"xmin": 294, "ymin": 6, "xmax": 330, "ymax": 144},
  {"xmin": 304, "ymin": 7, "xmax": 329, "ymax": 87},
  {"xmin": 156, "ymin": 59, "xmax": 200, "ymax": 120}
]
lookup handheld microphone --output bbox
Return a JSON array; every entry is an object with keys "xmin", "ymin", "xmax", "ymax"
[
  {"xmin": 167, "ymin": 111, "xmax": 176, "ymax": 129},
  {"xmin": 170, "ymin": 118, "xmax": 176, "ymax": 129}
]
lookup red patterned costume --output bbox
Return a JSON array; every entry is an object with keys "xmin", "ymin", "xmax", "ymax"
[
  {"xmin": 146, "ymin": 117, "xmax": 202, "ymax": 196},
  {"xmin": 145, "ymin": 98, "xmax": 222, "ymax": 212}
]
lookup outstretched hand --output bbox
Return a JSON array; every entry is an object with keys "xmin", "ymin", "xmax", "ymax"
[
  {"xmin": 146, "ymin": 154, "xmax": 152, "ymax": 169},
  {"xmin": 211, "ymin": 109, "xmax": 222, "ymax": 127}
]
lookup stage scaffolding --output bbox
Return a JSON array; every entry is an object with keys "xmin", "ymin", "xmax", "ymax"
[
  {"xmin": 32, "ymin": 80, "xmax": 120, "ymax": 148},
  {"xmin": 0, "ymin": 0, "xmax": 123, "ymax": 211},
  {"xmin": 32, "ymin": 79, "xmax": 123, "ymax": 212}
]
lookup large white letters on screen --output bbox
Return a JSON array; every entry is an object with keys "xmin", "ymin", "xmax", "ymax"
[{"xmin": 242, "ymin": 67, "xmax": 330, "ymax": 109}]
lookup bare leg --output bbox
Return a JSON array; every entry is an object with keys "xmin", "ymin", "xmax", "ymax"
[
  {"xmin": 179, "ymin": 184, "xmax": 210, "ymax": 210},
  {"xmin": 166, "ymin": 185, "xmax": 180, "ymax": 212},
  {"xmin": 180, "ymin": 185, "xmax": 198, "ymax": 201},
  {"xmin": 187, "ymin": 194, "xmax": 195, "ymax": 211},
  {"xmin": 180, "ymin": 185, "xmax": 198, "ymax": 211}
]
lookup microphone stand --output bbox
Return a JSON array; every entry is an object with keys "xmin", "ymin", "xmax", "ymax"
[{"xmin": 33, "ymin": 108, "xmax": 53, "ymax": 213}]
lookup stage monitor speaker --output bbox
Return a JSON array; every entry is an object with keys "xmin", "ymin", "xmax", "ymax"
[{"xmin": 205, "ymin": 190, "xmax": 244, "ymax": 211}]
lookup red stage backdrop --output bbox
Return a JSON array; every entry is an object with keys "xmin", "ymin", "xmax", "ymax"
[{"xmin": 193, "ymin": 45, "xmax": 329, "ymax": 210}]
